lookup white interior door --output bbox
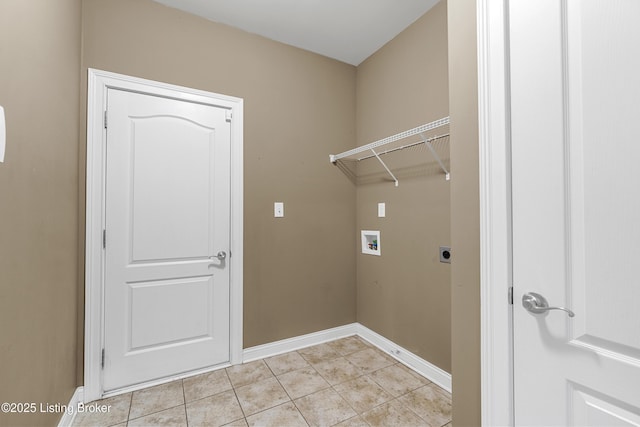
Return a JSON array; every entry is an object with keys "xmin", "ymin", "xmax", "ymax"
[
  {"xmin": 510, "ymin": 1, "xmax": 640, "ymax": 425},
  {"xmin": 103, "ymin": 88, "xmax": 231, "ymax": 391}
]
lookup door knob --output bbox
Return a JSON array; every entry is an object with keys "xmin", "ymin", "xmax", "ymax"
[{"xmin": 522, "ymin": 292, "xmax": 575, "ymax": 317}]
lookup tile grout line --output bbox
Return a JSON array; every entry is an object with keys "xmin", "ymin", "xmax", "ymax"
[
  {"xmin": 304, "ymin": 345, "xmax": 368, "ymax": 425},
  {"xmin": 395, "ymin": 383, "xmax": 453, "ymax": 426},
  {"xmin": 326, "ymin": 341, "xmax": 443, "ymax": 425},
  {"xmin": 303, "ymin": 342, "xmax": 377, "ymax": 423},
  {"xmin": 287, "ymin": 351, "xmax": 326, "ymax": 427},
  {"xmin": 271, "ymin": 350, "xmax": 324, "ymax": 427},
  {"xmin": 125, "ymin": 391, "xmax": 133, "ymax": 425},
  {"xmin": 265, "ymin": 354, "xmax": 298, "ymax": 419},
  {"xmin": 180, "ymin": 379, "xmax": 188, "ymax": 427},
  {"xmin": 329, "ymin": 365, "xmax": 406, "ymax": 424},
  {"xmin": 221, "ymin": 366, "xmax": 248, "ymax": 426},
  {"xmin": 287, "ymin": 347, "xmax": 357, "ymax": 427},
  {"xmin": 127, "ymin": 402, "xmax": 186, "ymax": 424},
  {"xmin": 228, "ymin": 379, "xmax": 248, "ymax": 424}
]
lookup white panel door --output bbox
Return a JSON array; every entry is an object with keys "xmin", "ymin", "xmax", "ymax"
[
  {"xmin": 103, "ymin": 88, "xmax": 231, "ymax": 391},
  {"xmin": 510, "ymin": 0, "xmax": 640, "ymax": 425}
]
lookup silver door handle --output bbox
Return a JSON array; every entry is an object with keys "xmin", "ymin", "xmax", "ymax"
[
  {"xmin": 211, "ymin": 251, "xmax": 226, "ymax": 260},
  {"xmin": 522, "ymin": 292, "xmax": 575, "ymax": 317}
]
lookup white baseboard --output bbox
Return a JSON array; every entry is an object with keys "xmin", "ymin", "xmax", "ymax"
[
  {"xmin": 57, "ymin": 386, "xmax": 84, "ymax": 427},
  {"xmin": 242, "ymin": 322, "xmax": 452, "ymax": 393},
  {"xmin": 356, "ymin": 324, "xmax": 452, "ymax": 393},
  {"xmin": 243, "ymin": 323, "xmax": 359, "ymax": 362}
]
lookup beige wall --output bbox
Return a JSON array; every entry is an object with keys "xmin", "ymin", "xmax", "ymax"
[
  {"xmin": 0, "ymin": 2, "xmax": 479, "ymax": 424},
  {"xmin": 79, "ymin": 0, "xmax": 358, "ymax": 353},
  {"xmin": 355, "ymin": 1, "xmax": 451, "ymax": 373},
  {"xmin": 448, "ymin": 0, "xmax": 481, "ymax": 425},
  {"xmin": 0, "ymin": 1, "xmax": 81, "ymax": 426}
]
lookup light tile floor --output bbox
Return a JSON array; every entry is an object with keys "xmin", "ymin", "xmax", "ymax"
[{"xmin": 73, "ymin": 336, "xmax": 452, "ymax": 427}]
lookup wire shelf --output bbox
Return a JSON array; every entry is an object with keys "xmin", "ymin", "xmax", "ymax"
[{"xmin": 329, "ymin": 117, "xmax": 450, "ymax": 185}]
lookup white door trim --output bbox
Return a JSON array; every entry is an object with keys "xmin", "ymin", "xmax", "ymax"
[
  {"xmin": 84, "ymin": 68, "xmax": 244, "ymax": 402},
  {"xmin": 477, "ymin": 1, "xmax": 514, "ymax": 426}
]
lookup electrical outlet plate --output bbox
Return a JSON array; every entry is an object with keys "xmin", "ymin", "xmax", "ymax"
[{"xmin": 439, "ymin": 246, "xmax": 451, "ymax": 263}]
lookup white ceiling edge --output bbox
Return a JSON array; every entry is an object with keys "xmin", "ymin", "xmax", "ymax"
[{"xmin": 152, "ymin": 0, "xmax": 440, "ymax": 66}]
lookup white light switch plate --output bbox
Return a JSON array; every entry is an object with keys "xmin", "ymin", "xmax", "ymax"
[
  {"xmin": 378, "ymin": 203, "xmax": 385, "ymax": 218},
  {"xmin": 274, "ymin": 202, "xmax": 284, "ymax": 217}
]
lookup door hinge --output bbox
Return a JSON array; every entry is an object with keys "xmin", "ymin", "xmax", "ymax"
[
  {"xmin": 102, "ymin": 229, "xmax": 106, "ymax": 249},
  {"xmin": 508, "ymin": 286, "xmax": 514, "ymax": 305},
  {"xmin": 225, "ymin": 110, "xmax": 232, "ymax": 122},
  {"xmin": 101, "ymin": 348, "xmax": 105, "ymax": 369},
  {"xmin": 104, "ymin": 110, "xmax": 108, "ymax": 129}
]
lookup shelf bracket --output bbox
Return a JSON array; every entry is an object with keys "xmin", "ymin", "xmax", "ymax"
[
  {"xmin": 371, "ymin": 148, "xmax": 399, "ymax": 187},
  {"xmin": 420, "ymin": 132, "xmax": 450, "ymax": 180}
]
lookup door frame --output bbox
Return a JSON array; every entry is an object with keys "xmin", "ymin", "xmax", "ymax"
[
  {"xmin": 477, "ymin": 0, "xmax": 514, "ymax": 425},
  {"xmin": 84, "ymin": 68, "xmax": 244, "ymax": 402}
]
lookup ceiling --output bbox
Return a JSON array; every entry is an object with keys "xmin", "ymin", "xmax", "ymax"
[{"xmin": 151, "ymin": 0, "xmax": 440, "ymax": 66}]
